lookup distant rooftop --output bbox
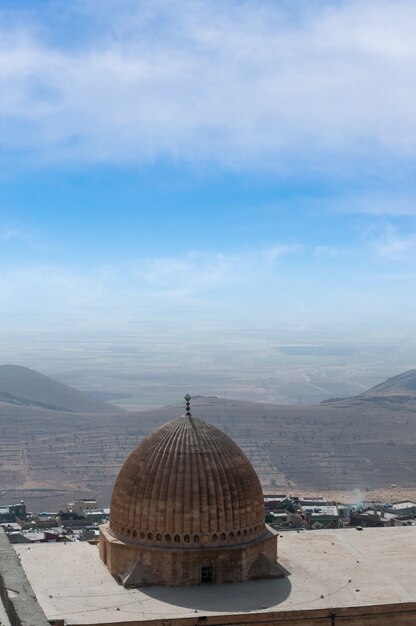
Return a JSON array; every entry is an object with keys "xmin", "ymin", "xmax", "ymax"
[
  {"xmin": 302, "ymin": 505, "xmax": 338, "ymax": 516},
  {"xmin": 391, "ymin": 501, "xmax": 416, "ymax": 510}
]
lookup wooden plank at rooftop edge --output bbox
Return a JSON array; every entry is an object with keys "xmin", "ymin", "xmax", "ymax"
[{"xmin": 65, "ymin": 601, "xmax": 416, "ymax": 626}]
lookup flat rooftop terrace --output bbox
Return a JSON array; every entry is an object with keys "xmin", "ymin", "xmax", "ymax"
[{"xmin": 14, "ymin": 527, "xmax": 416, "ymax": 625}]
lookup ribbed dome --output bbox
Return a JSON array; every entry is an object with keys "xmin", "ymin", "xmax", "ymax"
[{"xmin": 109, "ymin": 413, "xmax": 266, "ymax": 548}]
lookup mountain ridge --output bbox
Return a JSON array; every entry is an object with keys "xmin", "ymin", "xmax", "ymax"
[
  {"xmin": 0, "ymin": 364, "xmax": 120, "ymax": 414},
  {"xmin": 359, "ymin": 369, "xmax": 416, "ymax": 398},
  {"xmin": 2, "ymin": 368, "xmax": 416, "ymax": 511},
  {"xmin": 321, "ymin": 368, "xmax": 416, "ymax": 404}
]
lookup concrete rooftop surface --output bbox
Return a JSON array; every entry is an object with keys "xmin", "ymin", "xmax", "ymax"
[{"xmin": 14, "ymin": 526, "xmax": 416, "ymax": 624}]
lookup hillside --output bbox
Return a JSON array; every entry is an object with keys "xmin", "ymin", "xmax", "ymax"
[
  {"xmin": 0, "ymin": 364, "xmax": 119, "ymax": 414},
  {"xmin": 0, "ymin": 391, "xmax": 416, "ymax": 511},
  {"xmin": 359, "ymin": 369, "xmax": 416, "ymax": 399},
  {"xmin": 2, "ymin": 371, "xmax": 416, "ymax": 511}
]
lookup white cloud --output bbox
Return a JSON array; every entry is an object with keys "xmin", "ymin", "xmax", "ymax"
[
  {"xmin": 262, "ymin": 244, "xmax": 303, "ymax": 262},
  {"xmin": 335, "ymin": 193, "xmax": 416, "ymax": 216},
  {"xmin": 0, "ymin": 239, "xmax": 415, "ymax": 333},
  {"xmin": 137, "ymin": 253, "xmax": 242, "ymax": 290},
  {"xmin": 0, "ymin": 265, "xmax": 107, "ymax": 308},
  {"xmin": 135, "ymin": 244, "xmax": 302, "ymax": 291},
  {"xmin": 1, "ymin": 0, "xmax": 416, "ymax": 172},
  {"xmin": 314, "ymin": 245, "xmax": 339, "ymax": 257},
  {"xmin": 0, "ymin": 243, "xmax": 302, "ymax": 323},
  {"xmin": 371, "ymin": 226, "xmax": 416, "ymax": 261},
  {"xmin": 0, "ymin": 228, "xmax": 23, "ymax": 241}
]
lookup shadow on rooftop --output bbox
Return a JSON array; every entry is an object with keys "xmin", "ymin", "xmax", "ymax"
[{"xmin": 140, "ymin": 572, "xmax": 292, "ymax": 612}]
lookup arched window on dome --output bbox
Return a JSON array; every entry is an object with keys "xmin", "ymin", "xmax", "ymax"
[
  {"xmin": 174, "ymin": 534, "xmax": 180, "ymax": 543},
  {"xmin": 184, "ymin": 534, "xmax": 190, "ymax": 543},
  {"xmin": 165, "ymin": 533, "xmax": 171, "ymax": 542},
  {"xmin": 194, "ymin": 534, "xmax": 200, "ymax": 543}
]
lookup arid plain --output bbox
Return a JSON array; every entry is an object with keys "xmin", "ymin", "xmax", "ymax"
[{"xmin": 2, "ymin": 325, "xmax": 416, "ymax": 408}]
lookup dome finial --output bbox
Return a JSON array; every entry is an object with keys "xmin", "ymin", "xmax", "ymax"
[{"xmin": 184, "ymin": 393, "xmax": 191, "ymax": 416}]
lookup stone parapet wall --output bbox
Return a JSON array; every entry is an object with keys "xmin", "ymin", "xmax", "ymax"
[
  {"xmin": 0, "ymin": 529, "xmax": 49, "ymax": 626},
  {"xmin": 62, "ymin": 601, "xmax": 416, "ymax": 626}
]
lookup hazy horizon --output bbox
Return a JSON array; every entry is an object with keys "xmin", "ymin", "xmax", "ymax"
[{"xmin": 1, "ymin": 325, "xmax": 416, "ymax": 409}]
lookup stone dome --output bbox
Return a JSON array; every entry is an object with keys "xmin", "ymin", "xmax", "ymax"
[{"xmin": 109, "ymin": 412, "xmax": 266, "ymax": 548}]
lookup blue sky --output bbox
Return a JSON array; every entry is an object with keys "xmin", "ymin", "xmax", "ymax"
[{"xmin": 1, "ymin": 0, "xmax": 416, "ymax": 338}]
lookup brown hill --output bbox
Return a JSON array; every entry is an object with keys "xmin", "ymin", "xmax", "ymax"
[
  {"xmin": 0, "ymin": 364, "xmax": 119, "ymax": 414},
  {"xmin": 359, "ymin": 369, "xmax": 416, "ymax": 399}
]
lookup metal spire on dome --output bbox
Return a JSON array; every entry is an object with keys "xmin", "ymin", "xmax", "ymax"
[{"xmin": 184, "ymin": 393, "xmax": 191, "ymax": 416}]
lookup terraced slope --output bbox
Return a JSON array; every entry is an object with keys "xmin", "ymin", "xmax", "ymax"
[{"xmin": 1, "ymin": 378, "xmax": 416, "ymax": 511}]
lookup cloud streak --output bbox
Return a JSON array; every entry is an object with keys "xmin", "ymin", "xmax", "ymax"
[
  {"xmin": 0, "ymin": 228, "xmax": 23, "ymax": 242},
  {"xmin": 1, "ymin": 0, "xmax": 416, "ymax": 174},
  {"xmin": 369, "ymin": 225, "xmax": 416, "ymax": 261},
  {"xmin": 0, "ymin": 243, "xmax": 304, "ymax": 324},
  {"xmin": 335, "ymin": 193, "xmax": 416, "ymax": 216},
  {"xmin": 1, "ymin": 237, "xmax": 415, "ymax": 334},
  {"xmin": 136, "ymin": 244, "xmax": 302, "ymax": 291}
]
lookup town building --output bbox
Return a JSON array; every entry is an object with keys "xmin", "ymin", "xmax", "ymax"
[
  {"xmin": 0, "ymin": 501, "xmax": 26, "ymax": 523},
  {"xmin": 68, "ymin": 498, "xmax": 98, "ymax": 516}
]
